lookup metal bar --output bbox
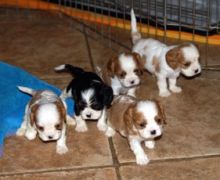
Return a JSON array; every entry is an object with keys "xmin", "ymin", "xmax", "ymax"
[
  {"xmin": 155, "ymin": 0, "xmax": 158, "ymax": 38},
  {"xmin": 147, "ymin": 0, "xmax": 150, "ymax": 35},
  {"xmin": 178, "ymin": 0, "xmax": 182, "ymax": 41},
  {"xmin": 163, "ymin": 0, "xmax": 167, "ymax": 43},
  {"xmin": 205, "ymin": 0, "xmax": 211, "ymax": 68},
  {"xmin": 192, "ymin": 0, "xmax": 196, "ymax": 42}
]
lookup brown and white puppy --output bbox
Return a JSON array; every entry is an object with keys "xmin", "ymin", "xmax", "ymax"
[
  {"xmin": 99, "ymin": 52, "xmax": 144, "ymax": 97},
  {"xmin": 131, "ymin": 9, "xmax": 201, "ymax": 97},
  {"xmin": 104, "ymin": 95, "xmax": 166, "ymax": 165},
  {"xmin": 16, "ymin": 86, "xmax": 74, "ymax": 154}
]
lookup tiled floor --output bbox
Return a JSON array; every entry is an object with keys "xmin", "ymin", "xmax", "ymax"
[{"xmin": 0, "ymin": 9, "xmax": 220, "ymax": 180}]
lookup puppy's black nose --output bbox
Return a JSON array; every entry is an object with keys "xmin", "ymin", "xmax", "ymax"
[
  {"xmin": 150, "ymin": 130, "xmax": 156, "ymax": 135},
  {"xmin": 130, "ymin": 80, "xmax": 135, "ymax": 84},
  {"xmin": 86, "ymin": 114, "xmax": 91, "ymax": 118},
  {"xmin": 194, "ymin": 69, "xmax": 199, "ymax": 74},
  {"xmin": 48, "ymin": 136, "xmax": 53, "ymax": 140}
]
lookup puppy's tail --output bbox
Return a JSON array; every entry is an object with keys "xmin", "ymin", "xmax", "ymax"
[
  {"xmin": 131, "ymin": 8, "xmax": 141, "ymax": 45},
  {"xmin": 54, "ymin": 64, "xmax": 84, "ymax": 77},
  {"xmin": 17, "ymin": 86, "xmax": 36, "ymax": 96}
]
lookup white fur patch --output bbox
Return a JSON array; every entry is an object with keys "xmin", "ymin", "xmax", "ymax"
[
  {"xmin": 82, "ymin": 89, "xmax": 94, "ymax": 105},
  {"xmin": 37, "ymin": 103, "xmax": 61, "ymax": 141},
  {"xmin": 80, "ymin": 88, "xmax": 102, "ymax": 120},
  {"xmin": 118, "ymin": 53, "xmax": 140, "ymax": 88},
  {"xmin": 136, "ymin": 101, "xmax": 162, "ymax": 139}
]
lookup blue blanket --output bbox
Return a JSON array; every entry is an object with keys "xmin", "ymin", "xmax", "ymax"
[{"xmin": 0, "ymin": 61, "xmax": 74, "ymax": 156}]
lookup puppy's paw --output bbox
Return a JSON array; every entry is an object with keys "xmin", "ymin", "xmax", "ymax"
[
  {"xmin": 105, "ymin": 127, "xmax": 116, "ymax": 137},
  {"xmin": 66, "ymin": 115, "xmax": 76, "ymax": 126},
  {"xmin": 136, "ymin": 154, "xmax": 150, "ymax": 165},
  {"xmin": 75, "ymin": 124, "xmax": 88, "ymax": 132},
  {"xmin": 170, "ymin": 86, "xmax": 182, "ymax": 93},
  {"xmin": 25, "ymin": 130, "xmax": 36, "ymax": 140},
  {"xmin": 16, "ymin": 128, "xmax": 26, "ymax": 136},
  {"xmin": 145, "ymin": 140, "xmax": 155, "ymax": 149},
  {"xmin": 159, "ymin": 90, "xmax": 171, "ymax": 97},
  {"xmin": 97, "ymin": 123, "xmax": 107, "ymax": 132},
  {"xmin": 56, "ymin": 145, "xmax": 68, "ymax": 155}
]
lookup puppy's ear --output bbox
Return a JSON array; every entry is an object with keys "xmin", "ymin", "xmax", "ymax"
[
  {"xmin": 124, "ymin": 103, "xmax": 137, "ymax": 135},
  {"xmin": 132, "ymin": 52, "xmax": 144, "ymax": 74},
  {"xmin": 166, "ymin": 47, "xmax": 184, "ymax": 70},
  {"xmin": 30, "ymin": 104, "xmax": 39, "ymax": 126},
  {"xmin": 55, "ymin": 101, "xmax": 67, "ymax": 124},
  {"xmin": 107, "ymin": 55, "xmax": 118, "ymax": 77},
  {"xmin": 154, "ymin": 99, "xmax": 166, "ymax": 124},
  {"xmin": 101, "ymin": 85, "xmax": 113, "ymax": 108}
]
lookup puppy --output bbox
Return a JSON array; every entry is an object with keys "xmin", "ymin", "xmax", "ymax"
[
  {"xmin": 55, "ymin": 64, "xmax": 113, "ymax": 132},
  {"xmin": 105, "ymin": 95, "xmax": 166, "ymax": 165},
  {"xmin": 99, "ymin": 52, "xmax": 144, "ymax": 97},
  {"xmin": 16, "ymin": 86, "xmax": 72, "ymax": 154},
  {"xmin": 131, "ymin": 9, "xmax": 201, "ymax": 97}
]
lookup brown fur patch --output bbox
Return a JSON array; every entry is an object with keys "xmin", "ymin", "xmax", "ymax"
[
  {"xmin": 153, "ymin": 100, "xmax": 166, "ymax": 125},
  {"xmin": 107, "ymin": 55, "xmax": 120, "ymax": 77},
  {"xmin": 30, "ymin": 104, "xmax": 39, "ymax": 126},
  {"xmin": 54, "ymin": 100, "xmax": 67, "ymax": 129},
  {"xmin": 126, "ymin": 52, "xmax": 144, "ymax": 75},
  {"xmin": 107, "ymin": 96, "xmax": 136, "ymax": 136},
  {"xmin": 152, "ymin": 56, "xmax": 160, "ymax": 72},
  {"xmin": 166, "ymin": 43, "xmax": 195, "ymax": 70},
  {"xmin": 124, "ymin": 103, "xmax": 138, "ymax": 135},
  {"xmin": 166, "ymin": 46, "xmax": 185, "ymax": 70}
]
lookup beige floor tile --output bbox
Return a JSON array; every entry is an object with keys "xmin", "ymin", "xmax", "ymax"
[
  {"xmin": 0, "ymin": 10, "xmax": 91, "ymax": 80},
  {"xmin": 0, "ymin": 167, "xmax": 117, "ymax": 180},
  {"xmin": 0, "ymin": 123, "xmax": 113, "ymax": 175},
  {"xmin": 120, "ymin": 157, "xmax": 220, "ymax": 180}
]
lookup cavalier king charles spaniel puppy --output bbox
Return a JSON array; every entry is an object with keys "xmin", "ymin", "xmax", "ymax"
[
  {"xmin": 99, "ymin": 52, "xmax": 144, "ymax": 97},
  {"xmin": 16, "ymin": 86, "xmax": 73, "ymax": 154},
  {"xmin": 104, "ymin": 95, "xmax": 166, "ymax": 165},
  {"xmin": 131, "ymin": 9, "xmax": 201, "ymax": 97},
  {"xmin": 55, "ymin": 64, "xmax": 113, "ymax": 132}
]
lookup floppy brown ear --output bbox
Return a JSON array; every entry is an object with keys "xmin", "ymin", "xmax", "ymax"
[
  {"xmin": 154, "ymin": 99, "xmax": 166, "ymax": 124},
  {"xmin": 55, "ymin": 101, "xmax": 67, "ymax": 124},
  {"xmin": 166, "ymin": 47, "xmax": 184, "ymax": 70},
  {"xmin": 30, "ymin": 104, "xmax": 39, "ymax": 126},
  {"xmin": 107, "ymin": 55, "xmax": 118, "ymax": 77},
  {"xmin": 124, "ymin": 103, "xmax": 137, "ymax": 135},
  {"xmin": 132, "ymin": 52, "xmax": 144, "ymax": 74}
]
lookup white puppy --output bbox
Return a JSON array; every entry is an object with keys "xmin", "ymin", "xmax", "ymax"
[
  {"xmin": 105, "ymin": 95, "xmax": 166, "ymax": 165},
  {"xmin": 16, "ymin": 86, "xmax": 74, "ymax": 154},
  {"xmin": 131, "ymin": 9, "xmax": 201, "ymax": 97}
]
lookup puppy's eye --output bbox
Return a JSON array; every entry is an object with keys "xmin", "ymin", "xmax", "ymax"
[
  {"xmin": 78, "ymin": 101, "xmax": 86, "ymax": 108},
  {"xmin": 38, "ymin": 126, "xmax": 44, "ymax": 131},
  {"xmin": 139, "ymin": 122, "xmax": 146, "ymax": 128},
  {"xmin": 183, "ymin": 62, "xmax": 191, "ymax": 67},
  {"xmin": 119, "ymin": 71, "xmax": 126, "ymax": 78},
  {"xmin": 55, "ymin": 123, "xmax": 62, "ymax": 130},
  {"xmin": 155, "ymin": 117, "xmax": 162, "ymax": 124},
  {"xmin": 91, "ymin": 103, "xmax": 102, "ymax": 110},
  {"xmin": 134, "ymin": 69, "xmax": 142, "ymax": 76}
]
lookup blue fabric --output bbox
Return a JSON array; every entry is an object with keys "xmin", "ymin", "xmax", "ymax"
[{"xmin": 0, "ymin": 61, "xmax": 74, "ymax": 156}]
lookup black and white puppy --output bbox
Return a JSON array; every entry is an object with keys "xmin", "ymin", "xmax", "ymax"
[{"xmin": 55, "ymin": 64, "xmax": 113, "ymax": 132}]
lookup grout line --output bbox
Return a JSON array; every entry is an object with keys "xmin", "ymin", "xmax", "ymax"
[
  {"xmin": 119, "ymin": 153, "xmax": 220, "ymax": 166},
  {"xmin": 0, "ymin": 165, "xmax": 116, "ymax": 177},
  {"xmin": 108, "ymin": 138, "xmax": 122, "ymax": 180},
  {"xmin": 1, "ymin": 154, "xmax": 220, "ymax": 177}
]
